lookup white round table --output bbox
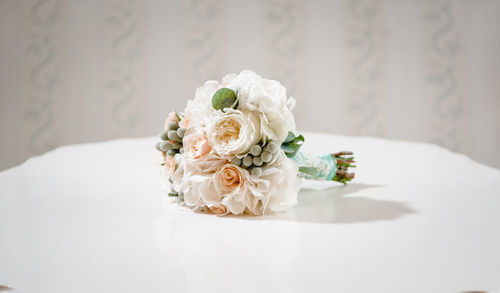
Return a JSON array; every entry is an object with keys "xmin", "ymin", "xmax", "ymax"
[{"xmin": 1, "ymin": 132, "xmax": 499, "ymax": 293}]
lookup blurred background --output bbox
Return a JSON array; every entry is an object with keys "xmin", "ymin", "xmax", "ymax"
[{"xmin": 1, "ymin": 0, "xmax": 499, "ymax": 171}]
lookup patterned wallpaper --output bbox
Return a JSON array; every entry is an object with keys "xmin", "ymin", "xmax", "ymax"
[
  {"xmin": 182, "ymin": 0, "xmax": 227, "ymax": 99},
  {"xmin": 101, "ymin": 0, "xmax": 145, "ymax": 137},
  {"xmin": 423, "ymin": 0, "xmax": 469, "ymax": 153},
  {"xmin": 263, "ymin": 0, "xmax": 305, "ymax": 125},
  {"xmin": 343, "ymin": 0, "xmax": 388, "ymax": 136},
  {"xmin": 1, "ymin": 0, "xmax": 500, "ymax": 170},
  {"xmin": 21, "ymin": 0, "xmax": 64, "ymax": 157}
]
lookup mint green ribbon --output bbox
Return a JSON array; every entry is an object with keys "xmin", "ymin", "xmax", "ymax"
[{"xmin": 291, "ymin": 152, "xmax": 337, "ymax": 181}]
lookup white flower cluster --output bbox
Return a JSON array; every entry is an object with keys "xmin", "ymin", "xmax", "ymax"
[{"xmin": 159, "ymin": 70, "xmax": 301, "ymax": 215}]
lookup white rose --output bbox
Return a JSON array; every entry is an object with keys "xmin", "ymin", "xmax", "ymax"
[
  {"xmin": 183, "ymin": 80, "xmax": 220, "ymax": 128},
  {"xmin": 182, "ymin": 174, "xmax": 218, "ymax": 208},
  {"xmin": 173, "ymin": 159, "xmax": 222, "ymax": 209},
  {"xmin": 262, "ymin": 152, "xmax": 301, "ymax": 212},
  {"xmin": 245, "ymin": 152, "xmax": 301, "ymax": 214},
  {"xmin": 223, "ymin": 70, "xmax": 296, "ymax": 144},
  {"xmin": 206, "ymin": 109, "xmax": 261, "ymax": 157}
]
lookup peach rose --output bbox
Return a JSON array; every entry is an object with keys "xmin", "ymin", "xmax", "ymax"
[
  {"xmin": 183, "ymin": 129, "xmax": 212, "ymax": 160},
  {"xmin": 179, "ymin": 114, "xmax": 191, "ymax": 129},
  {"xmin": 165, "ymin": 155, "xmax": 176, "ymax": 175},
  {"xmin": 164, "ymin": 111, "xmax": 179, "ymax": 130},
  {"xmin": 208, "ymin": 204, "xmax": 227, "ymax": 215},
  {"xmin": 213, "ymin": 164, "xmax": 246, "ymax": 195}
]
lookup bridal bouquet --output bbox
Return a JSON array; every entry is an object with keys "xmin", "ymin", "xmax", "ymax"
[{"xmin": 156, "ymin": 70, "xmax": 355, "ymax": 215}]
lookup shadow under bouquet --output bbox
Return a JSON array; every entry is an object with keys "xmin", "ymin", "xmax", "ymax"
[{"xmin": 156, "ymin": 70, "xmax": 355, "ymax": 215}]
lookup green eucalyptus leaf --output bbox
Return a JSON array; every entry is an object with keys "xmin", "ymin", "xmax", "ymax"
[
  {"xmin": 299, "ymin": 166, "xmax": 319, "ymax": 177},
  {"xmin": 212, "ymin": 88, "xmax": 238, "ymax": 110},
  {"xmin": 292, "ymin": 134, "xmax": 304, "ymax": 144},
  {"xmin": 281, "ymin": 144, "xmax": 295, "ymax": 153},
  {"xmin": 284, "ymin": 132, "xmax": 296, "ymax": 143},
  {"xmin": 281, "ymin": 133, "xmax": 305, "ymax": 158}
]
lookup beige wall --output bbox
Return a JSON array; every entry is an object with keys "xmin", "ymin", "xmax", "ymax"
[{"xmin": 1, "ymin": 0, "xmax": 500, "ymax": 171}]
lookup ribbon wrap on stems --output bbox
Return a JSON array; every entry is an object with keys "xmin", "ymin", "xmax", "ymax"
[{"xmin": 292, "ymin": 152, "xmax": 338, "ymax": 180}]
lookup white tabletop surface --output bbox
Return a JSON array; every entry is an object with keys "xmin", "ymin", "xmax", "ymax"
[{"xmin": 1, "ymin": 132, "xmax": 500, "ymax": 293}]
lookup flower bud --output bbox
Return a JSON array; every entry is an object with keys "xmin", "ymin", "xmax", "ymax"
[
  {"xmin": 261, "ymin": 151, "xmax": 272, "ymax": 162},
  {"xmin": 266, "ymin": 142, "xmax": 278, "ymax": 153},
  {"xmin": 167, "ymin": 121, "xmax": 179, "ymax": 131},
  {"xmin": 166, "ymin": 140, "xmax": 181, "ymax": 150},
  {"xmin": 159, "ymin": 141, "xmax": 170, "ymax": 151},
  {"xmin": 160, "ymin": 131, "xmax": 169, "ymax": 141},
  {"xmin": 231, "ymin": 157, "xmax": 241, "ymax": 166},
  {"xmin": 250, "ymin": 145, "xmax": 262, "ymax": 156},
  {"xmin": 252, "ymin": 156, "xmax": 263, "ymax": 166},
  {"xmin": 242, "ymin": 156, "xmax": 253, "ymax": 167},
  {"xmin": 168, "ymin": 130, "xmax": 181, "ymax": 142},
  {"xmin": 251, "ymin": 167, "xmax": 262, "ymax": 177},
  {"xmin": 177, "ymin": 127, "xmax": 186, "ymax": 138}
]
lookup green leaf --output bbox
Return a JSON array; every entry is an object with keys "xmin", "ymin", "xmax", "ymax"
[
  {"xmin": 281, "ymin": 144, "xmax": 295, "ymax": 153},
  {"xmin": 299, "ymin": 166, "xmax": 319, "ymax": 177},
  {"xmin": 292, "ymin": 134, "xmax": 304, "ymax": 145},
  {"xmin": 281, "ymin": 133, "xmax": 305, "ymax": 158},
  {"xmin": 284, "ymin": 132, "xmax": 296, "ymax": 143}
]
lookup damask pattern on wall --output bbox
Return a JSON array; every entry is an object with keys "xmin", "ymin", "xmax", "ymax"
[
  {"xmin": 263, "ymin": 0, "xmax": 305, "ymax": 125},
  {"xmin": 2, "ymin": 0, "xmax": 500, "ymax": 170},
  {"xmin": 101, "ymin": 0, "xmax": 145, "ymax": 137},
  {"xmin": 343, "ymin": 0, "xmax": 388, "ymax": 136},
  {"xmin": 423, "ymin": 0, "xmax": 469, "ymax": 153},
  {"xmin": 21, "ymin": 0, "xmax": 64, "ymax": 157},
  {"xmin": 182, "ymin": 0, "xmax": 226, "ymax": 100}
]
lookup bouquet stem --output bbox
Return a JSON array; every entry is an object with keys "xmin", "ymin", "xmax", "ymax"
[{"xmin": 332, "ymin": 151, "xmax": 356, "ymax": 184}]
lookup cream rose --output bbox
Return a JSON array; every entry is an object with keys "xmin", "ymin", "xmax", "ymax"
[
  {"xmin": 222, "ymin": 70, "xmax": 296, "ymax": 144},
  {"xmin": 207, "ymin": 109, "xmax": 261, "ymax": 157}
]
